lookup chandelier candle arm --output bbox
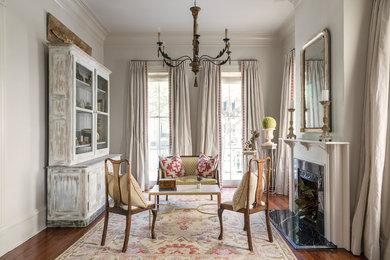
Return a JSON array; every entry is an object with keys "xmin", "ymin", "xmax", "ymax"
[{"xmin": 156, "ymin": 2, "xmax": 232, "ymax": 87}]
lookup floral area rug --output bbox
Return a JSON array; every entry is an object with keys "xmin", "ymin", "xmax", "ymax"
[{"xmin": 56, "ymin": 188, "xmax": 296, "ymax": 260}]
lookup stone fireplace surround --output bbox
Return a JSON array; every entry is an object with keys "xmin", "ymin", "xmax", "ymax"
[{"xmin": 277, "ymin": 138, "xmax": 350, "ymax": 250}]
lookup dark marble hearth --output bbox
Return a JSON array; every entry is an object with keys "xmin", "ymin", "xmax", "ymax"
[{"xmin": 270, "ymin": 209, "xmax": 336, "ymax": 250}]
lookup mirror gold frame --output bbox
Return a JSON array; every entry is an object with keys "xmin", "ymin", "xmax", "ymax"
[{"xmin": 300, "ymin": 29, "xmax": 330, "ymax": 132}]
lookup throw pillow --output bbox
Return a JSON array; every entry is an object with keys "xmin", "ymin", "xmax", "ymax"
[
  {"xmin": 232, "ymin": 171, "xmax": 260, "ymax": 211},
  {"xmin": 195, "ymin": 153, "xmax": 219, "ymax": 179},
  {"xmin": 107, "ymin": 173, "xmax": 148, "ymax": 208},
  {"xmin": 159, "ymin": 154, "xmax": 185, "ymax": 178}
]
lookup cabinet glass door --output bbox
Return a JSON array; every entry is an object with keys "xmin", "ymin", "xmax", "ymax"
[
  {"xmin": 97, "ymin": 75, "xmax": 108, "ymax": 150},
  {"xmin": 75, "ymin": 62, "xmax": 94, "ymax": 155}
]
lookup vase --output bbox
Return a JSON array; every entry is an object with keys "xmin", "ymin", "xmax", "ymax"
[{"xmin": 263, "ymin": 128, "xmax": 275, "ymax": 145}]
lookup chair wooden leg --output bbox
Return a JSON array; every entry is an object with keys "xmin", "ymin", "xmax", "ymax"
[
  {"xmin": 157, "ymin": 195, "xmax": 160, "ymax": 209},
  {"xmin": 210, "ymin": 195, "xmax": 213, "ymax": 200},
  {"xmin": 218, "ymin": 208, "xmax": 224, "ymax": 240},
  {"xmin": 245, "ymin": 213, "xmax": 253, "ymax": 251},
  {"xmin": 243, "ymin": 218, "xmax": 247, "ymax": 231},
  {"xmin": 166, "ymin": 195, "xmax": 168, "ymax": 201},
  {"xmin": 265, "ymin": 209, "xmax": 273, "ymax": 242},
  {"xmin": 101, "ymin": 211, "xmax": 109, "ymax": 246},
  {"xmin": 122, "ymin": 215, "xmax": 131, "ymax": 253},
  {"xmin": 151, "ymin": 209, "xmax": 157, "ymax": 239}
]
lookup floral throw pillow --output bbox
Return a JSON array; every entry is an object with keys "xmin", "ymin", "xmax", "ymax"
[
  {"xmin": 159, "ymin": 155, "xmax": 185, "ymax": 178},
  {"xmin": 195, "ymin": 153, "xmax": 219, "ymax": 179}
]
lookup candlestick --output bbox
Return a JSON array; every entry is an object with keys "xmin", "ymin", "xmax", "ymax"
[
  {"xmin": 289, "ymin": 100, "xmax": 295, "ymax": 109},
  {"xmin": 195, "ymin": 23, "xmax": 198, "ymax": 35},
  {"xmin": 158, "ymin": 32, "xmax": 161, "ymax": 42},
  {"xmin": 287, "ymin": 108, "xmax": 296, "ymax": 139},
  {"xmin": 319, "ymin": 101, "xmax": 332, "ymax": 142},
  {"xmin": 321, "ymin": 89, "xmax": 329, "ymax": 101},
  {"xmin": 225, "ymin": 28, "xmax": 228, "ymax": 38}
]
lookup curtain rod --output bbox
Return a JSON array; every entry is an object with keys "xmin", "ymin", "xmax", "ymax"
[{"xmin": 130, "ymin": 59, "xmax": 257, "ymax": 62}]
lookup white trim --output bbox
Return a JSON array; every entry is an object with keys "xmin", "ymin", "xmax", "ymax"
[
  {"xmin": 0, "ymin": 208, "xmax": 46, "ymax": 256},
  {"xmin": 105, "ymin": 32, "xmax": 279, "ymax": 47},
  {"xmin": 0, "ymin": 0, "xmax": 6, "ymax": 230},
  {"xmin": 54, "ymin": 0, "xmax": 109, "ymax": 43}
]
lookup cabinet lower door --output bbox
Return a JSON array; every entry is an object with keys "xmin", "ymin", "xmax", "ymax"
[{"xmin": 88, "ymin": 166, "xmax": 105, "ymax": 214}]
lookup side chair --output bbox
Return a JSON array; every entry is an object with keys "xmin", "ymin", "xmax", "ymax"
[
  {"xmin": 101, "ymin": 158, "xmax": 157, "ymax": 252},
  {"xmin": 217, "ymin": 157, "xmax": 273, "ymax": 251}
]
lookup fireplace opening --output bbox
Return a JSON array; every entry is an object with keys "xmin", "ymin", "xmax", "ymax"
[{"xmin": 295, "ymin": 159, "xmax": 325, "ymax": 236}]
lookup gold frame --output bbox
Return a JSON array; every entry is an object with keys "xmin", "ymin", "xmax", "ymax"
[{"xmin": 300, "ymin": 29, "xmax": 330, "ymax": 132}]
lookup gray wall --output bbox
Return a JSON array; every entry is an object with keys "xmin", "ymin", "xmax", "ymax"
[
  {"xmin": 0, "ymin": 0, "xmax": 105, "ymax": 256},
  {"xmin": 294, "ymin": 0, "xmax": 371, "ymax": 213}
]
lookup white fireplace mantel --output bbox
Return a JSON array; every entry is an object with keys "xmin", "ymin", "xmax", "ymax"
[{"xmin": 280, "ymin": 138, "xmax": 350, "ymax": 250}]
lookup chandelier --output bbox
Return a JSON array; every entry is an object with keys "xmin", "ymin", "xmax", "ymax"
[{"xmin": 156, "ymin": 1, "xmax": 232, "ymax": 87}]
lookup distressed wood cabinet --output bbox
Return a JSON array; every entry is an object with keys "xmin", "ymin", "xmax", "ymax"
[
  {"xmin": 47, "ymin": 154, "xmax": 120, "ymax": 227},
  {"xmin": 47, "ymin": 44, "xmax": 117, "ymax": 227}
]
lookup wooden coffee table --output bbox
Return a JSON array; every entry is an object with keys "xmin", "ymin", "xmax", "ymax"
[{"xmin": 148, "ymin": 184, "xmax": 221, "ymax": 214}]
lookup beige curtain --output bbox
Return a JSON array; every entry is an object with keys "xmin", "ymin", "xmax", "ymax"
[
  {"xmin": 197, "ymin": 62, "xmax": 221, "ymax": 156},
  {"xmin": 351, "ymin": 0, "xmax": 390, "ymax": 259},
  {"xmin": 242, "ymin": 61, "xmax": 265, "ymax": 165},
  {"xmin": 126, "ymin": 61, "xmax": 149, "ymax": 191},
  {"xmin": 171, "ymin": 62, "xmax": 192, "ymax": 155},
  {"xmin": 275, "ymin": 50, "xmax": 294, "ymax": 195}
]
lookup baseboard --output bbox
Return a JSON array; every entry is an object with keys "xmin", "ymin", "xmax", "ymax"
[{"xmin": 0, "ymin": 208, "xmax": 46, "ymax": 256}]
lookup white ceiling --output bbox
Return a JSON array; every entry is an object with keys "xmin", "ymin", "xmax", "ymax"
[{"xmin": 82, "ymin": 0, "xmax": 295, "ymax": 35}]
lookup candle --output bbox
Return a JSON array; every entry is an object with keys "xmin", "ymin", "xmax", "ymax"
[
  {"xmin": 195, "ymin": 23, "xmax": 198, "ymax": 35},
  {"xmin": 321, "ymin": 90, "xmax": 329, "ymax": 101},
  {"xmin": 289, "ymin": 100, "xmax": 295, "ymax": 109},
  {"xmin": 162, "ymin": 46, "xmax": 166, "ymax": 53},
  {"xmin": 158, "ymin": 32, "xmax": 161, "ymax": 42},
  {"xmin": 225, "ymin": 28, "xmax": 228, "ymax": 38},
  {"xmin": 227, "ymin": 42, "xmax": 230, "ymax": 51}
]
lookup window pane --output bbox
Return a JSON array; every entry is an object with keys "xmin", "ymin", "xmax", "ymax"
[
  {"xmin": 148, "ymin": 82, "xmax": 160, "ymax": 117},
  {"xmin": 148, "ymin": 73, "xmax": 169, "ymax": 182},
  {"xmin": 221, "ymin": 72, "xmax": 243, "ymax": 182}
]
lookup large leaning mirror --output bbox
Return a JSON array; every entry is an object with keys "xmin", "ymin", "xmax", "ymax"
[{"xmin": 301, "ymin": 29, "xmax": 330, "ymax": 132}]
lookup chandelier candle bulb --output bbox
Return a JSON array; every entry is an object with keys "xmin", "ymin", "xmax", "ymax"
[
  {"xmin": 289, "ymin": 100, "xmax": 295, "ymax": 109},
  {"xmin": 195, "ymin": 23, "xmax": 198, "ymax": 35},
  {"xmin": 225, "ymin": 28, "xmax": 228, "ymax": 38},
  {"xmin": 158, "ymin": 32, "xmax": 161, "ymax": 42},
  {"xmin": 321, "ymin": 90, "xmax": 329, "ymax": 101}
]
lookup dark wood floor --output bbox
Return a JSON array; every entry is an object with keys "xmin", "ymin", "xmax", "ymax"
[{"xmin": 1, "ymin": 194, "xmax": 366, "ymax": 260}]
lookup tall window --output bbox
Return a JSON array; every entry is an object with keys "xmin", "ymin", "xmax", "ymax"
[
  {"xmin": 221, "ymin": 72, "xmax": 243, "ymax": 184},
  {"xmin": 148, "ymin": 73, "xmax": 169, "ymax": 182}
]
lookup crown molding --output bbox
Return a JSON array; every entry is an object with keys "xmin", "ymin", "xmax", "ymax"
[
  {"xmin": 105, "ymin": 32, "xmax": 279, "ymax": 47},
  {"xmin": 54, "ymin": 0, "xmax": 109, "ymax": 42},
  {"xmin": 0, "ymin": 0, "xmax": 6, "ymax": 7}
]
